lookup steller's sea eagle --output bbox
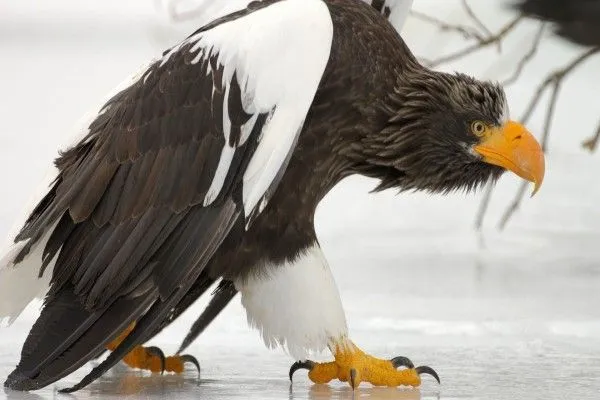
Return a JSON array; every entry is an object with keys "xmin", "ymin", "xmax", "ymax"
[{"xmin": 1, "ymin": 0, "xmax": 544, "ymax": 392}]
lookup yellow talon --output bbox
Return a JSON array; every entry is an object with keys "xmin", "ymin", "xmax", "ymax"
[
  {"xmin": 289, "ymin": 341, "xmax": 438, "ymax": 389},
  {"xmin": 105, "ymin": 322, "xmax": 200, "ymax": 374}
]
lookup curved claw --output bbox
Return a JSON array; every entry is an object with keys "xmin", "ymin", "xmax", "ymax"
[
  {"xmin": 390, "ymin": 356, "xmax": 415, "ymax": 369},
  {"xmin": 146, "ymin": 346, "xmax": 166, "ymax": 374},
  {"xmin": 288, "ymin": 360, "xmax": 315, "ymax": 382},
  {"xmin": 415, "ymin": 365, "xmax": 441, "ymax": 384},
  {"xmin": 180, "ymin": 354, "xmax": 201, "ymax": 375}
]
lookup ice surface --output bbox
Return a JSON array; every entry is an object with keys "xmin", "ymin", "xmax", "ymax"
[{"xmin": 0, "ymin": 0, "xmax": 599, "ymax": 399}]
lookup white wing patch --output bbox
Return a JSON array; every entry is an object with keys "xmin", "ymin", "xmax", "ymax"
[
  {"xmin": 204, "ymin": 144, "xmax": 236, "ymax": 206},
  {"xmin": 162, "ymin": 0, "xmax": 333, "ymax": 225}
]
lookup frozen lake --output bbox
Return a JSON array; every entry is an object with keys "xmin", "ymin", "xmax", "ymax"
[
  {"xmin": 1, "ymin": 0, "xmax": 599, "ymax": 399},
  {"xmin": 2, "ymin": 234, "xmax": 599, "ymax": 399}
]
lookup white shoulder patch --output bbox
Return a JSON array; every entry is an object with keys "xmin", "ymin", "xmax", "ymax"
[
  {"xmin": 161, "ymin": 0, "xmax": 333, "ymax": 226},
  {"xmin": 235, "ymin": 244, "xmax": 348, "ymax": 360}
]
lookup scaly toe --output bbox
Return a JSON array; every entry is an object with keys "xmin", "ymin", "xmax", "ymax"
[
  {"xmin": 289, "ymin": 360, "xmax": 339, "ymax": 385},
  {"xmin": 105, "ymin": 323, "xmax": 201, "ymax": 376}
]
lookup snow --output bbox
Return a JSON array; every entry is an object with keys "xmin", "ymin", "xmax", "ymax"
[{"xmin": 0, "ymin": 0, "xmax": 599, "ymax": 399}]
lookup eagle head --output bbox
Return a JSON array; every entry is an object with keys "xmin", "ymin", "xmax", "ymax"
[{"xmin": 359, "ymin": 71, "xmax": 545, "ymax": 196}]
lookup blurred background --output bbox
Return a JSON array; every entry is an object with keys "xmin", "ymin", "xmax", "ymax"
[{"xmin": 0, "ymin": 0, "xmax": 598, "ymax": 399}]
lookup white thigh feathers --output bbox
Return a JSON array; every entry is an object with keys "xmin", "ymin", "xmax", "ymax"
[{"xmin": 236, "ymin": 244, "xmax": 348, "ymax": 360}]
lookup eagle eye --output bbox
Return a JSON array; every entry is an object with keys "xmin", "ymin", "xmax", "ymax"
[{"xmin": 471, "ymin": 121, "xmax": 487, "ymax": 137}]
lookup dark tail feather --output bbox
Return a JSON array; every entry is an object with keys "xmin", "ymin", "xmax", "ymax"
[
  {"xmin": 4, "ymin": 287, "xmax": 154, "ymax": 391},
  {"xmin": 178, "ymin": 281, "xmax": 237, "ymax": 353},
  {"xmin": 61, "ymin": 203, "xmax": 240, "ymax": 393},
  {"xmin": 6, "ymin": 201, "xmax": 240, "ymax": 392}
]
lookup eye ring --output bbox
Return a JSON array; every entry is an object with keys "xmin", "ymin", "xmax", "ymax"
[{"xmin": 471, "ymin": 121, "xmax": 486, "ymax": 136}]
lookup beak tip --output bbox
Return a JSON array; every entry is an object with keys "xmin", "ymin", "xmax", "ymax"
[
  {"xmin": 530, "ymin": 150, "xmax": 545, "ymax": 197},
  {"xmin": 530, "ymin": 182, "xmax": 541, "ymax": 197}
]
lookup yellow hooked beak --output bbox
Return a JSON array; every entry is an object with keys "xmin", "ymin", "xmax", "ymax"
[{"xmin": 473, "ymin": 120, "xmax": 545, "ymax": 196}]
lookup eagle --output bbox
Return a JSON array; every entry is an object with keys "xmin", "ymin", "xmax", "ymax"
[{"xmin": 0, "ymin": 0, "xmax": 544, "ymax": 392}]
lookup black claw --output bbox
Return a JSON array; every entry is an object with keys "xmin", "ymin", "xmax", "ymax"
[
  {"xmin": 390, "ymin": 356, "xmax": 415, "ymax": 369},
  {"xmin": 180, "ymin": 354, "xmax": 201, "ymax": 375},
  {"xmin": 146, "ymin": 346, "xmax": 166, "ymax": 374},
  {"xmin": 415, "ymin": 366, "xmax": 441, "ymax": 384},
  {"xmin": 288, "ymin": 360, "xmax": 315, "ymax": 382},
  {"xmin": 349, "ymin": 368, "xmax": 358, "ymax": 389}
]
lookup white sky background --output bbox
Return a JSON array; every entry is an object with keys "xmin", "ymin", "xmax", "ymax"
[{"xmin": 0, "ymin": 1, "xmax": 599, "ymax": 399}]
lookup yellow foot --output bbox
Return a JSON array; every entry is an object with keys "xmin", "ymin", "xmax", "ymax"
[
  {"xmin": 106, "ymin": 322, "xmax": 200, "ymax": 374},
  {"xmin": 289, "ymin": 343, "xmax": 439, "ymax": 389}
]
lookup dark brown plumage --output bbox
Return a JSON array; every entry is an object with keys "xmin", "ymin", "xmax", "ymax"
[{"xmin": 4, "ymin": 0, "xmax": 542, "ymax": 392}]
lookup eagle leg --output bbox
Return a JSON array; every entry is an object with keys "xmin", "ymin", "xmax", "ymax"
[
  {"xmin": 288, "ymin": 341, "xmax": 439, "ymax": 389},
  {"xmin": 106, "ymin": 322, "xmax": 200, "ymax": 375}
]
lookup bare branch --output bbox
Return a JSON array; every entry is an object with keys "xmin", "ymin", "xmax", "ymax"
[
  {"xmin": 521, "ymin": 47, "xmax": 600, "ymax": 123},
  {"xmin": 582, "ymin": 120, "xmax": 600, "ymax": 152},
  {"xmin": 539, "ymin": 80, "xmax": 562, "ymax": 151},
  {"xmin": 461, "ymin": 0, "xmax": 494, "ymax": 44},
  {"xmin": 502, "ymin": 23, "xmax": 546, "ymax": 86},
  {"xmin": 474, "ymin": 181, "xmax": 494, "ymax": 231},
  {"xmin": 409, "ymin": 10, "xmax": 485, "ymax": 41},
  {"xmin": 497, "ymin": 181, "xmax": 529, "ymax": 230},
  {"xmin": 427, "ymin": 17, "xmax": 522, "ymax": 68}
]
